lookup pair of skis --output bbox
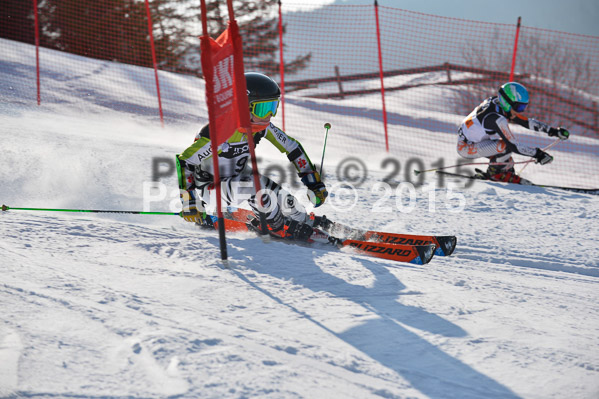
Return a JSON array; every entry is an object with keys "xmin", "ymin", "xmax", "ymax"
[
  {"xmin": 0, "ymin": 204, "xmax": 456, "ymax": 265},
  {"xmin": 204, "ymin": 209, "xmax": 456, "ymax": 265},
  {"xmin": 438, "ymin": 170, "xmax": 599, "ymax": 195}
]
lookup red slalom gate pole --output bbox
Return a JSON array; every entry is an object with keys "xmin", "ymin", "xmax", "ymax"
[
  {"xmin": 199, "ymin": 0, "xmax": 227, "ymax": 260},
  {"xmin": 278, "ymin": 0, "xmax": 286, "ymax": 131},
  {"xmin": 509, "ymin": 16, "xmax": 521, "ymax": 82},
  {"xmin": 145, "ymin": 0, "xmax": 165, "ymax": 126},
  {"xmin": 374, "ymin": 0, "xmax": 389, "ymax": 152},
  {"xmin": 229, "ymin": 0, "xmax": 268, "ymax": 234},
  {"xmin": 33, "ymin": 0, "xmax": 40, "ymax": 105}
]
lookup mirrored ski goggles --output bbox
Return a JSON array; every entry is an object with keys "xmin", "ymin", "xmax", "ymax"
[
  {"xmin": 511, "ymin": 102, "xmax": 528, "ymax": 113},
  {"xmin": 250, "ymin": 99, "xmax": 279, "ymax": 119},
  {"xmin": 499, "ymin": 88, "xmax": 528, "ymax": 113}
]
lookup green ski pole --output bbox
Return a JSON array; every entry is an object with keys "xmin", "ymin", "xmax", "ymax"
[
  {"xmin": 319, "ymin": 122, "xmax": 331, "ymax": 176},
  {"xmin": 1, "ymin": 204, "xmax": 180, "ymax": 216}
]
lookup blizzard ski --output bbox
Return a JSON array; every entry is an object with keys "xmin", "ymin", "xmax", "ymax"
[
  {"xmin": 312, "ymin": 217, "xmax": 457, "ymax": 257},
  {"xmin": 437, "ymin": 170, "xmax": 599, "ymax": 195},
  {"xmin": 208, "ymin": 208, "xmax": 455, "ymax": 257},
  {"xmin": 204, "ymin": 213, "xmax": 436, "ymax": 265}
]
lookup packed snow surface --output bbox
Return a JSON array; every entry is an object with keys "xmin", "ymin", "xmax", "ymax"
[{"xmin": 1, "ymin": 39, "xmax": 598, "ymax": 399}]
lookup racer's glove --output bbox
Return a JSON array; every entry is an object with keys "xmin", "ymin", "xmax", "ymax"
[
  {"xmin": 548, "ymin": 127, "xmax": 570, "ymax": 140},
  {"xmin": 180, "ymin": 189, "xmax": 201, "ymax": 223},
  {"xmin": 181, "ymin": 201, "xmax": 200, "ymax": 223},
  {"xmin": 533, "ymin": 148, "xmax": 553, "ymax": 165},
  {"xmin": 301, "ymin": 171, "xmax": 328, "ymax": 207},
  {"xmin": 181, "ymin": 203, "xmax": 214, "ymax": 228}
]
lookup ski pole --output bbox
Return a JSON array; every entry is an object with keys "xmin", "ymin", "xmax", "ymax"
[
  {"xmin": 1, "ymin": 204, "xmax": 180, "ymax": 216},
  {"xmin": 414, "ymin": 160, "xmax": 534, "ymax": 175},
  {"xmin": 319, "ymin": 122, "xmax": 331, "ymax": 176},
  {"xmin": 518, "ymin": 138, "xmax": 561, "ymax": 176}
]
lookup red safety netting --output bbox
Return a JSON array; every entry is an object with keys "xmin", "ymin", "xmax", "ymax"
[
  {"xmin": 1, "ymin": 1, "xmax": 598, "ymax": 188},
  {"xmin": 276, "ymin": 3, "xmax": 599, "ymax": 188},
  {"xmin": 1, "ymin": 0, "xmax": 208, "ymax": 124}
]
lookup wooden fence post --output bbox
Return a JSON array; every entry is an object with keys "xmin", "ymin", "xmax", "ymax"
[
  {"xmin": 334, "ymin": 66, "xmax": 345, "ymax": 99},
  {"xmin": 594, "ymin": 101, "xmax": 598, "ymax": 135},
  {"xmin": 444, "ymin": 62, "xmax": 452, "ymax": 83}
]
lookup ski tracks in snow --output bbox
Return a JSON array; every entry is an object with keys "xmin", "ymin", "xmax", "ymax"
[
  {"xmin": 0, "ymin": 327, "xmax": 22, "ymax": 397},
  {"xmin": 0, "ymin": 213, "xmax": 423, "ymax": 397},
  {"xmin": 1, "ymin": 203, "xmax": 599, "ymax": 398}
]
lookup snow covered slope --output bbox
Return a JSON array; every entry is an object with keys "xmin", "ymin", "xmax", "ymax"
[{"xmin": 1, "ymin": 39, "xmax": 599, "ymax": 398}]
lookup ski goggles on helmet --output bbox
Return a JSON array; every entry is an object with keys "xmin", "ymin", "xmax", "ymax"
[
  {"xmin": 250, "ymin": 99, "xmax": 279, "ymax": 119},
  {"xmin": 499, "ymin": 87, "xmax": 528, "ymax": 113},
  {"xmin": 510, "ymin": 101, "xmax": 528, "ymax": 113}
]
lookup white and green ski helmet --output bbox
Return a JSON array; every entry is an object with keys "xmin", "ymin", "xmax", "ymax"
[{"xmin": 498, "ymin": 82, "xmax": 529, "ymax": 113}]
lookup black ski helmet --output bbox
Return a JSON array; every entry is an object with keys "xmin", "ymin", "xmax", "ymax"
[{"xmin": 245, "ymin": 72, "xmax": 281, "ymax": 103}]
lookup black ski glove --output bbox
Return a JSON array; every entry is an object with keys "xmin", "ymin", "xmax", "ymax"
[
  {"xmin": 533, "ymin": 148, "xmax": 553, "ymax": 165},
  {"xmin": 548, "ymin": 127, "xmax": 570, "ymax": 140},
  {"xmin": 301, "ymin": 171, "xmax": 328, "ymax": 207}
]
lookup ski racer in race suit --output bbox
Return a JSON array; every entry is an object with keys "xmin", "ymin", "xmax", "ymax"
[
  {"xmin": 457, "ymin": 82, "xmax": 570, "ymax": 183},
  {"xmin": 176, "ymin": 72, "xmax": 328, "ymax": 238}
]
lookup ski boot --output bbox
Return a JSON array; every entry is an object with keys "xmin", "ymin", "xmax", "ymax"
[
  {"xmin": 308, "ymin": 213, "xmax": 332, "ymax": 231},
  {"xmin": 281, "ymin": 218, "xmax": 317, "ymax": 241},
  {"xmin": 486, "ymin": 164, "xmax": 530, "ymax": 184},
  {"xmin": 473, "ymin": 168, "xmax": 490, "ymax": 180},
  {"xmin": 195, "ymin": 212, "xmax": 215, "ymax": 229},
  {"xmin": 247, "ymin": 214, "xmax": 314, "ymax": 241}
]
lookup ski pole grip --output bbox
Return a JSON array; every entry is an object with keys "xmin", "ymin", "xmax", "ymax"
[{"xmin": 1, "ymin": 205, "xmax": 8, "ymax": 211}]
